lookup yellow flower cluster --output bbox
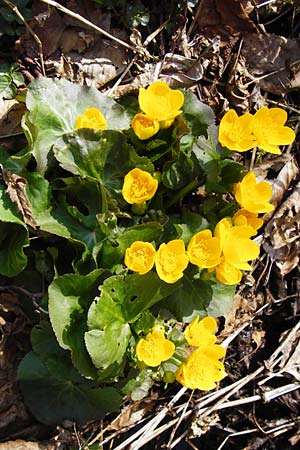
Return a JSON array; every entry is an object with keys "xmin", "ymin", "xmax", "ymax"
[
  {"xmin": 176, "ymin": 317, "xmax": 226, "ymax": 390},
  {"xmin": 219, "ymin": 106, "xmax": 295, "ymax": 154},
  {"xmin": 135, "ymin": 317, "xmax": 227, "ymax": 391},
  {"xmin": 125, "ymin": 239, "xmax": 188, "ymax": 284},
  {"xmin": 132, "ymin": 81, "xmax": 184, "ymax": 140},
  {"xmin": 123, "ymin": 170, "xmax": 273, "ymax": 285},
  {"xmin": 75, "ymin": 107, "xmax": 107, "ymax": 131},
  {"xmin": 136, "ymin": 324, "xmax": 175, "ymax": 367}
]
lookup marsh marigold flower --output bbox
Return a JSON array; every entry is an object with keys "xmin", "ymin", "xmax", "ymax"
[
  {"xmin": 215, "ymin": 218, "xmax": 260, "ymax": 271},
  {"xmin": 136, "ymin": 324, "xmax": 175, "ymax": 367},
  {"xmin": 155, "ymin": 239, "xmax": 189, "ymax": 284},
  {"xmin": 187, "ymin": 229, "xmax": 221, "ymax": 269},
  {"xmin": 218, "ymin": 109, "xmax": 256, "ymax": 152},
  {"xmin": 75, "ymin": 107, "xmax": 106, "ymax": 130},
  {"xmin": 131, "ymin": 113, "xmax": 159, "ymax": 140},
  {"xmin": 233, "ymin": 209, "xmax": 263, "ymax": 235},
  {"xmin": 184, "ymin": 316, "xmax": 217, "ymax": 348},
  {"xmin": 138, "ymin": 81, "xmax": 184, "ymax": 124},
  {"xmin": 234, "ymin": 171, "xmax": 274, "ymax": 214},
  {"xmin": 176, "ymin": 344, "xmax": 226, "ymax": 390},
  {"xmin": 124, "ymin": 241, "xmax": 155, "ymax": 275},
  {"xmin": 215, "ymin": 257, "xmax": 243, "ymax": 285},
  {"xmin": 252, "ymin": 106, "xmax": 295, "ymax": 155},
  {"xmin": 122, "ymin": 168, "xmax": 158, "ymax": 205}
]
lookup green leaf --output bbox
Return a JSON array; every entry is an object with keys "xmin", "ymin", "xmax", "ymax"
[
  {"xmin": 54, "ymin": 129, "xmax": 154, "ymax": 202},
  {"xmin": 101, "ymin": 221, "xmax": 163, "ymax": 268},
  {"xmin": 88, "ymin": 272, "xmax": 180, "ymax": 326},
  {"xmin": 160, "ymin": 276, "xmax": 212, "ymax": 322},
  {"xmin": 0, "ymin": 184, "xmax": 28, "ymax": 276},
  {"xmin": 207, "ymin": 281, "xmax": 236, "ymax": 317},
  {"xmin": 23, "ymin": 77, "xmax": 130, "ymax": 172},
  {"xmin": 85, "ymin": 322, "xmax": 131, "ymax": 374},
  {"xmin": 48, "ymin": 269, "xmax": 110, "ymax": 378},
  {"xmin": 173, "ymin": 210, "xmax": 209, "ymax": 245},
  {"xmin": 85, "ymin": 273, "xmax": 178, "ymax": 376},
  {"xmin": 182, "ymin": 90, "xmax": 215, "ymax": 136},
  {"xmin": 162, "ymin": 151, "xmax": 200, "ymax": 190},
  {"xmin": 18, "ymin": 351, "xmax": 121, "ymax": 425}
]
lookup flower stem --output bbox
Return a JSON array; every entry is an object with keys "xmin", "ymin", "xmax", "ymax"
[{"xmin": 165, "ymin": 178, "xmax": 201, "ymax": 209}]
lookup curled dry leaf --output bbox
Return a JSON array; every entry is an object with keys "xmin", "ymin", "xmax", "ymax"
[
  {"xmin": 263, "ymin": 180, "xmax": 300, "ymax": 276},
  {"xmin": 0, "ymin": 166, "xmax": 37, "ymax": 229},
  {"xmin": 0, "ymin": 99, "xmax": 26, "ymax": 138}
]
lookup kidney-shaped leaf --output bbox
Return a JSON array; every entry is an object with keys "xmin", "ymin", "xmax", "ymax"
[{"xmin": 23, "ymin": 77, "xmax": 130, "ymax": 172}]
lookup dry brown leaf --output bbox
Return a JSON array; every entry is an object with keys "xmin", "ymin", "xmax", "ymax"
[
  {"xmin": 0, "ymin": 166, "xmax": 37, "ymax": 229},
  {"xmin": 241, "ymin": 32, "xmax": 300, "ymax": 95},
  {"xmin": 263, "ymin": 180, "xmax": 300, "ymax": 275},
  {"xmin": 197, "ymin": 0, "xmax": 258, "ymax": 37},
  {"xmin": 0, "ymin": 99, "xmax": 25, "ymax": 137},
  {"xmin": 252, "ymin": 329, "xmax": 266, "ymax": 350}
]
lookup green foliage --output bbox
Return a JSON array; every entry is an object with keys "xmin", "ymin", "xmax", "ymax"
[
  {"xmin": 0, "ymin": 0, "xmax": 31, "ymax": 37},
  {"xmin": 0, "ymin": 184, "xmax": 28, "ymax": 276},
  {"xmin": 17, "ymin": 322, "xmax": 121, "ymax": 425},
  {"xmin": 0, "ymin": 63, "xmax": 24, "ymax": 99},
  {"xmin": 0, "ymin": 77, "xmax": 264, "ymax": 424}
]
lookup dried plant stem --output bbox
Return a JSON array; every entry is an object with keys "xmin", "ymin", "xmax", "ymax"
[
  {"xmin": 40, "ymin": 0, "xmax": 144, "ymax": 55},
  {"xmin": 3, "ymin": 0, "xmax": 45, "ymax": 76}
]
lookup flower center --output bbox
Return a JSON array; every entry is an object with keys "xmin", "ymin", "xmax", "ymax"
[
  {"xmin": 192, "ymin": 241, "xmax": 209, "ymax": 259},
  {"xmin": 131, "ymin": 180, "xmax": 149, "ymax": 198},
  {"xmin": 134, "ymin": 249, "xmax": 151, "ymax": 267},
  {"xmin": 161, "ymin": 250, "xmax": 177, "ymax": 272}
]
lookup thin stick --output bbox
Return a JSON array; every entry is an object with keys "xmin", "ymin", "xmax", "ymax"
[
  {"xmin": 40, "ymin": 0, "xmax": 144, "ymax": 55},
  {"xmin": 3, "ymin": 0, "xmax": 46, "ymax": 76}
]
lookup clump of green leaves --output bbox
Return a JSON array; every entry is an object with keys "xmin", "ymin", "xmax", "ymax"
[
  {"xmin": 0, "ymin": 0, "xmax": 31, "ymax": 37},
  {"xmin": 0, "ymin": 63, "xmax": 24, "ymax": 99},
  {"xmin": 0, "ymin": 77, "xmax": 249, "ymax": 425}
]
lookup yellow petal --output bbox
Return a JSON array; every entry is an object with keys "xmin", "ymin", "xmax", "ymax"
[
  {"xmin": 218, "ymin": 110, "xmax": 256, "ymax": 152},
  {"xmin": 187, "ymin": 230, "xmax": 221, "ymax": 268},
  {"xmin": 131, "ymin": 113, "xmax": 159, "ymax": 140},
  {"xmin": 122, "ymin": 168, "xmax": 158, "ymax": 204},
  {"xmin": 136, "ymin": 328, "xmax": 175, "ymax": 367},
  {"xmin": 184, "ymin": 316, "xmax": 217, "ymax": 347},
  {"xmin": 155, "ymin": 240, "xmax": 189, "ymax": 284},
  {"xmin": 138, "ymin": 81, "xmax": 184, "ymax": 122},
  {"xmin": 75, "ymin": 107, "xmax": 106, "ymax": 130},
  {"xmin": 124, "ymin": 241, "xmax": 156, "ymax": 275},
  {"xmin": 216, "ymin": 259, "xmax": 242, "ymax": 285}
]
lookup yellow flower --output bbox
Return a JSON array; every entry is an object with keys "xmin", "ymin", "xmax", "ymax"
[
  {"xmin": 155, "ymin": 239, "xmax": 189, "ymax": 284},
  {"xmin": 234, "ymin": 171, "xmax": 274, "ymax": 213},
  {"xmin": 215, "ymin": 218, "xmax": 260, "ymax": 271},
  {"xmin": 187, "ymin": 229, "xmax": 221, "ymax": 268},
  {"xmin": 122, "ymin": 168, "xmax": 158, "ymax": 204},
  {"xmin": 233, "ymin": 209, "xmax": 263, "ymax": 235},
  {"xmin": 136, "ymin": 324, "xmax": 175, "ymax": 367},
  {"xmin": 184, "ymin": 316, "xmax": 217, "ymax": 347},
  {"xmin": 215, "ymin": 257, "xmax": 243, "ymax": 285},
  {"xmin": 75, "ymin": 107, "xmax": 106, "ymax": 130},
  {"xmin": 176, "ymin": 344, "xmax": 226, "ymax": 390},
  {"xmin": 252, "ymin": 106, "xmax": 295, "ymax": 155},
  {"xmin": 138, "ymin": 81, "xmax": 184, "ymax": 123},
  {"xmin": 131, "ymin": 113, "xmax": 159, "ymax": 140},
  {"xmin": 218, "ymin": 109, "xmax": 257, "ymax": 152},
  {"xmin": 124, "ymin": 241, "xmax": 156, "ymax": 275}
]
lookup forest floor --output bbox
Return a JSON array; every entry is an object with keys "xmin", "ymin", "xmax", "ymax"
[{"xmin": 0, "ymin": 1, "xmax": 300, "ymax": 449}]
